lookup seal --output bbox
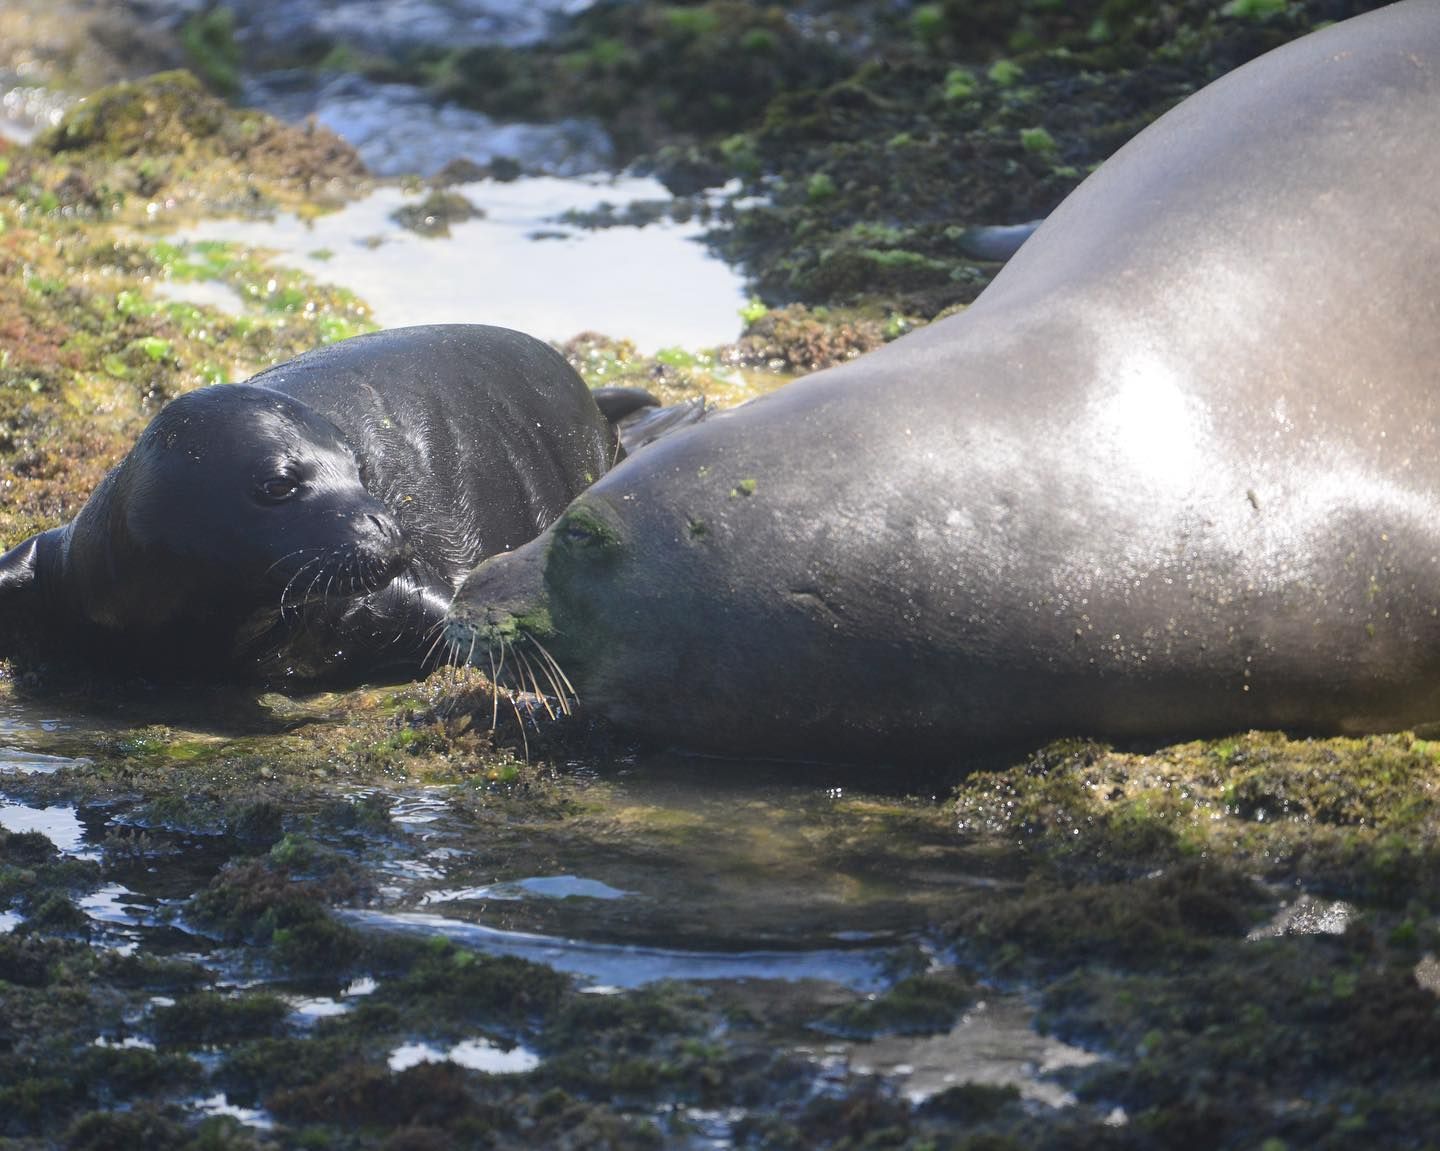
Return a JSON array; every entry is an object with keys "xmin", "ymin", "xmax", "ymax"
[
  {"xmin": 0, "ymin": 324, "xmax": 623, "ymax": 682},
  {"xmin": 445, "ymin": 2, "xmax": 1440, "ymax": 761}
]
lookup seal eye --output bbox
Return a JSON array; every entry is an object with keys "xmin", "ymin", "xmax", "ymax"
[
  {"xmin": 553, "ymin": 506, "xmax": 618, "ymax": 559},
  {"xmin": 256, "ymin": 474, "xmax": 301, "ymax": 503}
]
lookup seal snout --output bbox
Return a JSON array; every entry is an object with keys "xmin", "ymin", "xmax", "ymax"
[
  {"xmin": 444, "ymin": 543, "xmax": 552, "ymax": 663},
  {"xmin": 353, "ymin": 507, "xmax": 409, "ymax": 581},
  {"xmin": 357, "ymin": 509, "xmax": 401, "ymax": 552}
]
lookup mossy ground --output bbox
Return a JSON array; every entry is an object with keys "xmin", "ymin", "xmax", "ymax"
[
  {"xmin": 0, "ymin": 69, "xmax": 370, "ymax": 552},
  {"xmin": 1, "ymin": 5, "xmax": 1437, "ymax": 1149}
]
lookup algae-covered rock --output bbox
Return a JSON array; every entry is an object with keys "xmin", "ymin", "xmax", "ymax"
[
  {"xmin": 33, "ymin": 69, "xmax": 364, "ymax": 202},
  {"xmin": 391, "ymin": 188, "xmax": 483, "ymax": 237},
  {"xmin": 726, "ymin": 303, "xmax": 899, "ymax": 374}
]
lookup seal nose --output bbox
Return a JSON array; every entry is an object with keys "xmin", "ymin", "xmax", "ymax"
[
  {"xmin": 485, "ymin": 606, "xmax": 512, "ymax": 627},
  {"xmin": 356, "ymin": 509, "xmax": 406, "ymax": 559}
]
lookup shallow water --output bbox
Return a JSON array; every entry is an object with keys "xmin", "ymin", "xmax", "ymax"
[
  {"xmin": 388, "ymin": 1037, "xmax": 541, "ymax": 1074},
  {"xmin": 0, "ymin": 797, "xmax": 89, "ymax": 854},
  {"xmin": 342, "ymin": 908, "xmax": 897, "ymax": 991},
  {"xmin": 245, "ymin": 72, "xmax": 613, "ymax": 177},
  {"xmin": 129, "ymin": 0, "xmax": 591, "ymax": 54},
  {"xmin": 163, "ymin": 175, "xmax": 751, "ymax": 351},
  {"xmin": 0, "ymin": 682, "xmax": 1092, "ymax": 1116}
]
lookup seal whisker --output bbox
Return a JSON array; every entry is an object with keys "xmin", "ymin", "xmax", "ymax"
[
  {"xmin": 485, "ymin": 642, "xmax": 498, "ymax": 732},
  {"xmin": 513, "ymin": 645, "xmax": 538, "ymax": 701},
  {"xmin": 507, "ymin": 690, "xmax": 531, "ymax": 762},
  {"xmin": 421, "ymin": 627, "xmax": 448, "ymax": 670},
  {"xmin": 527, "ymin": 635, "xmax": 578, "ymax": 702},
  {"xmin": 525, "ymin": 636, "xmax": 572, "ymax": 717},
  {"xmin": 416, "ymin": 611, "xmax": 451, "ymax": 667},
  {"xmin": 516, "ymin": 647, "xmax": 556, "ymax": 721},
  {"xmin": 493, "ymin": 638, "xmax": 509, "ymax": 697},
  {"xmin": 537, "ymin": 643, "xmax": 575, "ymax": 714},
  {"xmin": 266, "ymin": 547, "xmax": 316, "ymax": 580},
  {"xmin": 279, "ymin": 554, "xmax": 324, "ymax": 620}
]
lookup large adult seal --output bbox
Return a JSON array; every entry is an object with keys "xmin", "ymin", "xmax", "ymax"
[
  {"xmin": 0, "ymin": 324, "xmax": 627, "ymax": 682},
  {"xmin": 446, "ymin": 2, "xmax": 1440, "ymax": 761}
]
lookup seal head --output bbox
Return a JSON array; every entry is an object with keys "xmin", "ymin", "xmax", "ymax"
[{"xmin": 1, "ymin": 384, "xmax": 404, "ymax": 672}]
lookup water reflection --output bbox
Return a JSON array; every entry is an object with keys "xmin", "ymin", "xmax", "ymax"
[
  {"xmin": 342, "ymin": 908, "xmax": 896, "ymax": 991},
  {"xmin": 163, "ymin": 175, "xmax": 750, "ymax": 352},
  {"xmin": 0, "ymin": 798, "xmax": 89, "ymax": 854}
]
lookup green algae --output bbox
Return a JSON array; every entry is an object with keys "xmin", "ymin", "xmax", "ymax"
[
  {"xmin": 180, "ymin": 6, "xmax": 243, "ymax": 98},
  {"xmin": 1223, "ymin": 0, "xmax": 1291, "ymax": 19},
  {"xmin": 818, "ymin": 969, "xmax": 978, "ymax": 1038},
  {"xmin": 937, "ymin": 731, "xmax": 1440, "ymax": 1146}
]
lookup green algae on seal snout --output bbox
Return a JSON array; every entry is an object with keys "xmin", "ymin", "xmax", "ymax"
[{"xmin": 443, "ymin": 3, "xmax": 1440, "ymax": 762}]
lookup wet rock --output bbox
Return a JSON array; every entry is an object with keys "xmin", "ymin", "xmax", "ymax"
[
  {"xmin": 726, "ymin": 304, "xmax": 893, "ymax": 374},
  {"xmin": 391, "ymin": 188, "xmax": 483, "ymax": 237}
]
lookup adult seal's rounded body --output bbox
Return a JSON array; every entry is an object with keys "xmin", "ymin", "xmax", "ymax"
[
  {"xmin": 446, "ymin": 2, "xmax": 1440, "ymax": 761},
  {"xmin": 0, "ymin": 324, "xmax": 618, "ymax": 681}
]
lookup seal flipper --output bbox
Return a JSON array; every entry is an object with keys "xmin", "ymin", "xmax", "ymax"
[
  {"xmin": 612, "ymin": 396, "xmax": 707, "ymax": 454},
  {"xmin": 591, "ymin": 386, "xmax": 661, "ymax": 425},
  {"xmin": 591, "ymin": 387, "xmax": 709, "ymax": 457},
  {"xmin": 0, "ymin": 532, "xmax": 54, "ymax": 660},
  {"xmin": 0, "ymin": 534, "xmax": 42, "ymax": 594}
]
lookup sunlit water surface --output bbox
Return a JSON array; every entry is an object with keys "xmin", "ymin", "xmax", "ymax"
[
  {"xmin": 163, "ymin": 175, "xmax": 751, "ymax": 352},
  {"xmin": 0, "ymin": 685, "xmax": 1097, "ymax": 1123}
]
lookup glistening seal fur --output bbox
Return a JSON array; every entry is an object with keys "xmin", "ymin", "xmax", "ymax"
[
  {"xmin": 0, "ymin": 324, "xmax": 621, "ymax": 682},
  {"xmin": 444, "ymin": 2, "xmax": 1440, "ymax": 761}
]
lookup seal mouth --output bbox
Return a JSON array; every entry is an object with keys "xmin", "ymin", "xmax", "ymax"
[{"xmin": 439, "ymin": 605, "xmax": 577, "ymax": 733}]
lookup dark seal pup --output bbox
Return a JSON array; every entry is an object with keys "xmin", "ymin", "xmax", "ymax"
[
  {"xmin": 445, "ymin": 1, "xmax": 1440, "ymax": 762},
  {"xmin": 0, "ymin": 324, "xmax": 624, "ymax": 682}
]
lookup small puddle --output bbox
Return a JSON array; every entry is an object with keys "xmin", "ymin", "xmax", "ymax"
[
  {"xmin": 196, "ymin": 1094, "xmax": 274, "ymax": 1132},
  {"xmin": 0, "ymin": 797, "xmax": 89, "ymax": 854},
  {"xmin": 342, "ymin": 908, "xmax": 895, "ymax": 992},
  {"xmin": 284, "ymin": 975, "xmax": 380, "ymax": 1023},
  {"xmin": 842, "ymin": 995, "xmax": 1101, "ymax": 1107},
  {"xmin": 388, "ymin": 1037, "xmax": 541, "ymax": 1075},
  {"xmin": 422, "ymin": 874, "xmax": 631, "ymax": 903},
  {"xmin": 0, "ymin": 747, "xmax": 83, "ymax": 774},
  {"xmin": 162, "ymin": 175, "xmax": 751, "ymax": 352}
]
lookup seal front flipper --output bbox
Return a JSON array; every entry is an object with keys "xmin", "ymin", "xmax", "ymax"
[
  {"xmin": 0, "ymin": 534, "xmax": 41, "ymax": 593},
  {"xmin": 0, "ymin": 529, "xmax": 61, "ymax": 659}
]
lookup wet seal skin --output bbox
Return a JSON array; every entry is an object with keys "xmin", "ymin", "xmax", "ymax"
[
  {"xmin": 446, "ymin": 2, "xmax": 1440, "ymax": 762},
  {"xmin": 0, "ymin": 324, "xmax": 624, "ymax": 682}
]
